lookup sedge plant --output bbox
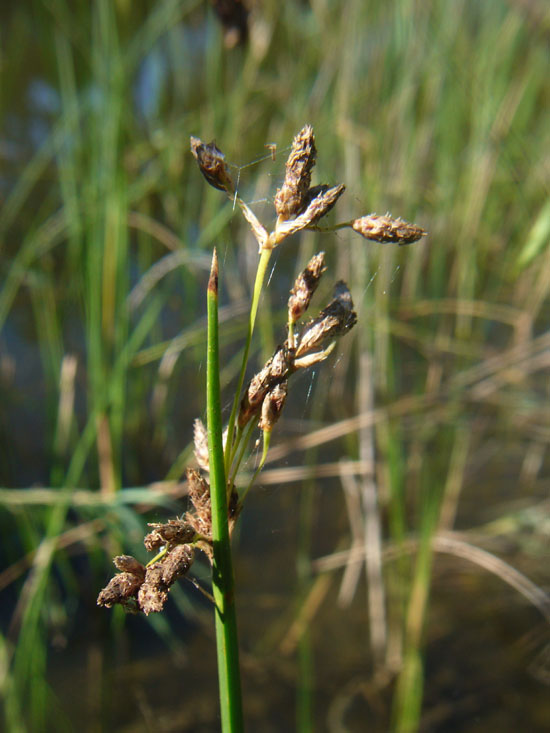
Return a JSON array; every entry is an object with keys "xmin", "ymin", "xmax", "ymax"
[{"xmin": 97, "ymin": 125, "xmax": 425, "ymax": 730}]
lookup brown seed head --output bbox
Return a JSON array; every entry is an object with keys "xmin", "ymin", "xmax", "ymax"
[
  {"xmin": 190, "ymin": 136, "xmax": 234, "ymax": 193},
  {"xmin": 113, "ymin": 555, "xmax": 146, "ymax": 579},
  {"xmin": 296, "ymin": 281, "xmax": 357, "ymax": 357},
  {"xmin": 238, "ymin": 345, "xmax": 293, "ymax": 428},
  {"xmin": 144, "ymin": 530, "xmax": 164, "ymax": 552},
  {"xmin": 97, "ymin": 572, "xmax": 143, "ymax": 608},
  {"xmin": 259, "ymin": 381, "xmax": 288, "ymax": 432},
  {"xmin": 274, "ymin": 125, "xmax": 316, "ymax": 220},
  {"xmin": 138, "ymin": 564, "xmax": 169, "ymax": 615},
  {"xmin": 185, "ymin": 468, "xmax": 212, "ymax": 538},
  {"xmin": 351, "ymin": 214, "xmax": 426, "ymax": 245},
  {"xmin": 274, "ymin": 184, "xmax": 345, "ymax": 244},
  {"xmin": 288, "ymin": 252, "xmax": 326, "ymax": 324},
  {"xmin": 145, "ymin": 518, "xmax": 196, "ymax": 550},
  {"xmin": 301, "ymin": 183, "xmax": 345, "ymax": 223},
  {"xmin": 161, "ymin": 544, "xmax": 195, "ymax": 586}
]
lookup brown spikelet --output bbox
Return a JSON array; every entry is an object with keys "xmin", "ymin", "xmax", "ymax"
[
  {"xmin": 138, "ymin": 564, "xmax": 169, "ymax": 615},
  {"xmin": 274, "ymin": 125, "xmax": 316, "ymax": 220},
  {"xmin": 97, "ymin": 571, "xmax": 143, "ymax": 608},
  {"xmin": 274, "ymin": 184, "xmax": 346, "ymax": 244},
  {"xmin": 161, "ymin": 544, "xmax": 195, "ymax": 585},
  {"xmin": 296, "ymin": 281, "xmax": 357, "ymax": 357},
  {"xmin": 351, "ymin": 214, "xmax": 426, "ymax": 245},
  {"xmin": 238, "ymin": 345, "xmax": 293, "ymax": 428},
  {"xmin": 143, "ymin": 530, "xmax": 164, "ymax": 553},
  {"xmin": 288, "ymin": 252, "xmax": 326, "ymax": 324},
  {"xmin": 145, "ymin": 519, "xmax": 196, "ymax": 550},
  {"xmin": 113, "ymin": 555, "xmax": 146, "ymax": 579},
  {"xmin": 301, "ymin": 183, "xmax": 346, "ymax": 223},
  {"xmin": 259, "ymin": 381, "xmax": 288, "ymax": 432},
  {"xmin": 186, "ymin": 468, "xmax": 212, "ymax": 539},
  {"xmin": 190, "ymin": 136, "xmax": 234, "ymax": 193}
]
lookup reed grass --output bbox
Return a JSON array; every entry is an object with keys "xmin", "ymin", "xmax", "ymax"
[{"xmin": 1, "ymin": 0, "xmax": 550, "ymax": 729}]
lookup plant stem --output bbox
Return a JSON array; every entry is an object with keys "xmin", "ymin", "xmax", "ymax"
[
  {"xmin": 238, "ymin": 429, "xmax": 270, "ymax": 508},
  {"xmin": 224, "ymin": 245, "xmax": 272, "ymax": 476},
  {"xmin": 206, "ymin": 249, "xmax": 244, "ymax": 732}
]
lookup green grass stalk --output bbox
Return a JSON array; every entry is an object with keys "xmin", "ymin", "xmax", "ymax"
[
  {"xmin": 224, "ymin": 246, "xmax": 273, "ymax": 476},
  {"xmin": 206, "ymin": 249, "xmax": 244, "ymax": 732}
]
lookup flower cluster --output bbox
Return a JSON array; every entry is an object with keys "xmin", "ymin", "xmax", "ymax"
[
  {"xmin": 97, "ymin": 469, "xmax": 239, "ymax": 614},
  {"xmin": 238, "ymin": 262, "xmax": 357, "ymax": 432},
  {"xmin": 98, "ymin": 125, "xmax": 424, "ymax": 615},
  {"xmin": 190, "ymin": 123, "xmax": 427, "ymax": 250}
]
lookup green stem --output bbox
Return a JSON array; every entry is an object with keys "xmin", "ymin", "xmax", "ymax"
[
  {"xmin": 229, "ymin": 419, "xmax": 257, "ymax": 489},
  {"xmin": 224, "ymin": 246, "xmax": 273, "ymax": 476},
  {"xmin": 238, "ymin": 429, "xmax": 271, "ymax": 508},
  {"xmin": 206, "ymin": 249, "xmax": 244, "ymax": 733}
]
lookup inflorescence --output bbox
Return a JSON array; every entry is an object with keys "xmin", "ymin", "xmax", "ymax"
[{"xmin": 98, "ymin": 125, "xmax": 426, "ymax": 614}]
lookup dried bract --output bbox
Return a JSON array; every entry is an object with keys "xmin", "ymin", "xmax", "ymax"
[
  {"xmin": 294, "ymin": 342, "xmax": 335, "ymax": 370},
  {"xmin": 190, "ymin": 136, "xmax": 234, "ymax": 193},
  {"xmin": 274, "ymin": 125, "xmax": 316, "ymax": 220},
  {"xmin": 288, "ymin": 252, "xmax": 326, "ymax": 324},
  {"xmin": 352, "ymin": 214, "xmax": 426, "ymax": 245},
  {"xmin": 238, "ymin": 201, "xmax": 269, "ymax": 250},
  {"xmin": 296, "ymin": 281, "xmax": 357, "ymax": 357}
]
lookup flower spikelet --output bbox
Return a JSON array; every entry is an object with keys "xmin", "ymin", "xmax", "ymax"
[
  {"xmin": 185, "ymin": 468, "xmax": 212, "ymax": 539},
  {"xmin": 161, "ymin": 544, "xmax": 195, "ymax": 585},
  {"xmin": 238, "ymin": 345, "xmax": 292, "ymax": 428},
  {"xmin": 259, "ymin": 381, "xmax": 288, "ymax": 432},
  {"xmin": 288, "ymin": 252, "xmax": 326, "ymax": 325},
  {"xmin": 352, "ymin": 214, "xmax": 426, "ymax": 245},
  {"xmin": 138, "ymin": 564, "xmax": 169, "ymax": 615},
  {"xmin": 296, "ymin": 281, "xmax": 357, "ymax": 357},
  {"xmin": 190, "ymin": 136, "xmax": 234, "ymax": 193},
  {"xmin": 274, "ymin": 125, "xmax": 317, "ymax": 220},
  {"xmin": 274, "ymin": 184, "xmax": 345, "ymax": 242},
  {"xmin": 144, "ymin": 519, "xmax": 196, "ymax": 552}
]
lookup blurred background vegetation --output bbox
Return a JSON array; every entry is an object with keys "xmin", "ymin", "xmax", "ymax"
[{"xmin": 1, "ymin": 0, "xmax": 550, "ymax": 730}]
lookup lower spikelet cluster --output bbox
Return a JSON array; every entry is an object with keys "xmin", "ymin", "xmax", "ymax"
[{"xmin": 97, "ymin": 469, "xmax": 239, "ymax": 614}]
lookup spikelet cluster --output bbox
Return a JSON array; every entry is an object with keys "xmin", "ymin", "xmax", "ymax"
[
  {"xmin": 99, "ymin": 125, "xmax": 425, "ymax": 617},
  {"xmin": 238, "ymin": 256, "xmax": 357, "ymax": 432},
  {"xmin": 190, "ymin": 124, "xmax": 425, "ymax": 251},
  {"xmin": 97, "ymin": 468, "xmax": 239, "ymax": 614}
]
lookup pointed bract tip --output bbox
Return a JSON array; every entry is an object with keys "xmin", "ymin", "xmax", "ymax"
[{"xmin": 208, "ymin": 248, "xmax": 219, "ymax": 295}]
